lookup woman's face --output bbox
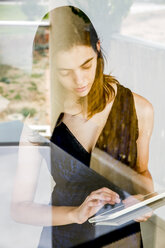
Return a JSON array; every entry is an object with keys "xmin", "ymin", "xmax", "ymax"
[{"xmin": 55, "ymin": 45, "xmax": 98, "ymax": 97}]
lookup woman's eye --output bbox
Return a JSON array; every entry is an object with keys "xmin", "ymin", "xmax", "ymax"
[
  {"xmin": 59, "ymin": 70, "xmax": 70, "ymax": 76},
  {"xmin": 82, "ymin": 64, "xmax": 92, "ymax": 70}
]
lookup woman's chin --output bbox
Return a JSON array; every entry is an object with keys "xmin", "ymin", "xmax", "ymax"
[{"xmin": 77, "ymin": 91, "xmax": 88, "ymax": 97}]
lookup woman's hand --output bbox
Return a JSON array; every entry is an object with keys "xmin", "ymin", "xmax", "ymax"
[
  {"xmin": 72, "ymin": 187, "xmax": 120, "ymax": 224},
  {"xmin": 122, "ymin": 195, "xmax": 152, "ymax": 222}
]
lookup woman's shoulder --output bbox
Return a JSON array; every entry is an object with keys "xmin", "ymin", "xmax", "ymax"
[
  {"xmin": 104, "ymin": 75, "xmax": 131, "ymax": 96},
  {"xmin": 133, "ymin": 92, "xmax": 154, "ymax": 118},
  {"xmin": 132, "ymin": 92, "xmax": 154, "ymax": 133},
  {"xmin": 103, "ymin": 75, "xmax": 154, "ymax": 117}
]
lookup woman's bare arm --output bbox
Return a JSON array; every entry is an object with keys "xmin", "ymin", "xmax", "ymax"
[
  {"xmin": 133, "ymin": 92, "xmax": 154, "ymax": 194},
  {"xmin": 11, "ymin": 124, "xmax": 120, "ymax": 226}
]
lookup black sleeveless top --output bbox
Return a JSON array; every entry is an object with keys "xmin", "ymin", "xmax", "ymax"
[
  {"xmin": 51, "ymin": 84, "xmax": 138, "ymax": 168},
  {"xmin": 51, "ymin": 121, "xmax": 91, "ymax": 166},
  {"xmin": 38, "ymin": 84, "xmax": 141, "ymax": 248}
]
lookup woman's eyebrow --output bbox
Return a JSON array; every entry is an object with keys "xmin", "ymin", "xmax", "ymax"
[
  {"xmin": 58, "ymin": 57, "xmax": 94, "ymax": 71},
  {"xmin": 80, "ymin": 57, "xmax": 94, "ymax": 67}
]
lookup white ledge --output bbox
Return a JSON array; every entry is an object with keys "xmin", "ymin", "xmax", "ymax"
[{"xmin": 0, "ymin": 20, "xmax": 50, "ymax": 27}]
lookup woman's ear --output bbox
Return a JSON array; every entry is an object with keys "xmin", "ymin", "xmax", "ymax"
[{"xmin": 96, "ymin": 40, "xmax": 101, "ymax": 52}]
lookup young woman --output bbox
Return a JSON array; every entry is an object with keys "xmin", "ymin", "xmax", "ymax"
[{"xmin": 12, "ymin": 6, "xmax": 154, "ymax": 248}]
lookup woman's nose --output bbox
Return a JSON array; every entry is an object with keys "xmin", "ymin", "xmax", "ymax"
[{"xmin": 74, "ymin": 70, "xmax": 85, "ymax": 86}]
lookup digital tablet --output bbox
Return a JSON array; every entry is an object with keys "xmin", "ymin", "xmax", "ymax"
[{"xmin": 88, "ymin": 191, "xmax": 165, "ymax": 225}]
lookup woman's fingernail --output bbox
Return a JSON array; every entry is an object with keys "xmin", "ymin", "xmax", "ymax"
[{"xmin": 106, "ymin": 197, "xmax": 111, "ymax": 200}]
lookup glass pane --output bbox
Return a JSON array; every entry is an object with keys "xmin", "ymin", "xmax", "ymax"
[{"xmin": 0, "ymin": 1, "xmax": 50, "ymax": 126}]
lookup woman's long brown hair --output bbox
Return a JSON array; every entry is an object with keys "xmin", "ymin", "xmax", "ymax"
[{"xmin": 51, "ymin": 6, "xmax": 119, "ymax": 119}]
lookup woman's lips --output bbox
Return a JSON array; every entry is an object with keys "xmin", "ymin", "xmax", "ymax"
[{"xmin": 75, "ymin": 85, "xmax": 88, "ymax": 92}]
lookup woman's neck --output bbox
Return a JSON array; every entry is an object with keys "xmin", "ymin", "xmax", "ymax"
[{"xmin": 63, "ymin": 93, "xmax": 82, "ymax": 116}]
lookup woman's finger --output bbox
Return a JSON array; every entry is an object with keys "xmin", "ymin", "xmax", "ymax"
[
  {"xmin": 87, "ymin": 192, "xmax": 120, "ymax": 204},
  {"xmin": 134, "ymin": 217, "xmax": 147, "ymax": 222},
  {"xmin": 93, "ymin": 187, "xmax": 120, "ymax": 198},
  {"xmin": 134, "ymin": 211, "xmax": 153, "ymax": 222},
  {"xmin": 87, "ymin": 200, "xmax": 105, "ymax": 207},
  {"xmin": 88, "ymin": 193, "xmax": 112, "ymax": 202},
  {"xmin": 90, "ymin": 188, "xmax": 120, "ymax": 201}
]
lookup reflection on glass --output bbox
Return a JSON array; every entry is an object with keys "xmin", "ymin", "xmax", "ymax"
[{"xmin": 0, "ymin": 1, "xmax": 165, "ymax": 248}]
